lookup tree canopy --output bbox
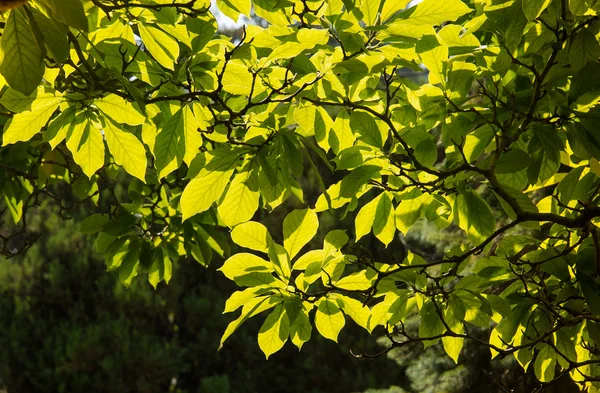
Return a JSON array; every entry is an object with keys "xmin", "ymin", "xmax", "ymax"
[{"xmin": 1, "ymin": 0, "xmax": 600, "ymax": 389}]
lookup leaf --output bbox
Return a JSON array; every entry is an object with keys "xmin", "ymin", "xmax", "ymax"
[
  {"xmin": 218, "ymin": 253, "xmax": 273, "ymax": 281},
  {"xmin": 355, "ymin": 193, "xmax": 382, "ymax": 241},
  {"xmin": 293, "ymin": 250, "xmax": 325, "ymax": 270},
  {"xmin": 96, "ymin": 94, "xmax": 146, "ymax": 126},
  {"xmin": 231, "ymin": 221, "xmax": 273, "ymax": 253},
  {"xmin": 373, "ymin": 192, "xmax": 396, "ymax": 246},
  {"xmin": 522, "ymin": 0, "xmax": 552, "ymax": 21},
  {"xmin": 153, "ymin": 107, "xmax": 186, "ymax": 178},
  {"xmin": 330, "ymin": 109, "xmax": 356, "ymax": 154},
  {"xmin": 79, "ymin": 214, "xmax": 110, "ymax": 234},
  {"xmin": 315, "ymin": 298, "xmax": 345, "ymax": 342},
  {"xmin": 217, "ymin": 0, "xmax": 251, "ymax": 21},
  {"xmin": 40, "ymin": 0, "xmax": 88, "ymax": 31},
  {"xmin": 224, "ymin": 287, "xmax": 267, "ymax": 313},
  {"xmin": 534, "ymin": 344, "xmax": 557, "ymax": 382},
  {"xmin": 358, "ymin": 0, "xmax": 381, "ymax": 25},
  {"xmin": 416, "ymin": 35, "xmax": 448, "ymax": 86},
  {"xmin": 258, "ymin": 304, "xmax": 290, "ymax": 359},
  {"xmin": 569, "ymin": 28, "xmax": 600, "ymax": 70},
  {"xmin": 556, "ymin": 166, "xmax": 585, "ymax": 205},
  {"xmin": 2, "ymin": 93, "xmax": 61, "ymax": 145},
  {"xmin": 495, "ymin": 148, "xmax": 531, "ymax": 174},
  {"xmin": 220, "ymin": 296, "xmax": 280, "ymax": 348},
  {"xmin": 119, "ymin": 247, "xmax": 141, "ymax": 287},
  {"xmin": 30, "ymin": 7, "xmax": 69, "ymax": 62},
  {"xmin": 395, "ymin": 192, "xmax": 426, "ymax": 234},
  {"xmin": 65, "ymin": 112, "xmax": 105, "ymax": 178},
  {"xmin": 335, "ymin": 271, "xmax": 373, "ymax": 291},
  {"xmin": 350, "ymin": 111, "xmax": 385, "ymax": 148},
  {"xmin": 0, "ymin": 9, "xmax": 44, "ymax": 95},
  {"xmin": 283, "ymin": 208, "xmax": 319, "ymax": 260},
  {"xmin": 340, "ymin": 165, "xmax": 380, "ymax": 198},
  {"xmin": 102, "ymin": 116, "xmax": 147, "ymax": 181},
  {"xmin": 398, "ymin": 0, "xmax": 471, "ymax": 26},
  {"xmin": 218, "ymin": 171, "xmax": 260, "ymax": 227},
  {"xmin": 455, "ymin": 184, "xmax": 496, "ymax": 244},
  {"xmin": 334, "ymin": 295, "xmax": 370, "ymax": 330},
  {"xmin": 419, "ymin": 300, "xmax": 445, "ymax": 347},
  {"xmin": 148, "ymin": 248, "xmax": 172, "ymax": 288},
  {"xmin": 442, "ymin": 299, "xmax": 465, "ymax": 363},
  {"xmin": 289, "ymin": 304, "xmax": 312, "ymax": 349},
  {"xmin": 181, "ymin": 151, "xmax": 239, "ymax": 221},
  {"xmin": 323, "ymin": 230, "xmax": 349, "ymax": 255},
  {"xmin": 380, "ymin": 0, "xmax": 410, "ymax": 22},
  {"xmin": 137, "ymin": 24, "xmax": 179, "ymax": 70},
  {"xmin": 569, "ymin": 0, "xmax": 594, "ymax": 15},
  {"xmin": 463, "ymin": 125, "xmax": 494, "ymax": 163}
]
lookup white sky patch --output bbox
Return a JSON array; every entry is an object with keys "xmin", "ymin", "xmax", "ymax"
[{"xmin": 210, "ymin": 0, "xmax": 247, "ymax": 31}]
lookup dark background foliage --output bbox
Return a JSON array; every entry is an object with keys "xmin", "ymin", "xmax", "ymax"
[{"xmin": 0, "ymin": 194, "xmax": 581, "ymax": 393}]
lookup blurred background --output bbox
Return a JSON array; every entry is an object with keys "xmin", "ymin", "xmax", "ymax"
[{"xmin": 0, "ymin": 163, "xmax": 577, "ymax": 393}]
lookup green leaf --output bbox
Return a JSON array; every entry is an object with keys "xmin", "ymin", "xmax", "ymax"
[
  {"xmin": 380, "ymin": 0, "xmax": 411, "ymax": 23},
  {"xmin": 569, "ymin": 0, "xmax": 594, "ymax": 15},
  {"xmin": 373, "ymin": 192, "xmax": 396, "ymax": 246},
  {"xmin": 65, "ymin": 112, "xmax": 105, "ymax": 178},
  {"xmin": 0, "ymin": 9, "xmax": 44, "ymax": 95},
  {"xmin": 217, "ymin": 0, "xmax": 251, "ymax": 21},
  {"xmin": 153, "ymin": 106, "xmax": 202, "ymax": 178},
  {"xmin": 231, "ymin": 221, "xmax": 273, "ymax": 254},
  {"xmin": 556, "ymin": 166, "xmax": 585, "ymax": 205},
  {"xmin": 153, "ymin": 107, "xmax": 185, "ymax": 178},
  {"xmin": 79, "ymin": 214, "xmax": 110, "ymax": 234},
  {"xmin": 96, "ymin": 94, "xmax": 146, "ymax": 126},
  {"xmin": 181, "ymin": 151, "xmax": 239, "ymax": 220},
  {"xmin": 148, "ymin": 248, "xmax": 172, "ymax": 288},
  {"xmin": 30, "ymin": 7, "xmax": 69, "ymax": 62},
  {"xmin": 323, "ymin": 230, "xmax": 349, "ymax": 255},
  {"xmin": 218, "ymin": 170, "xmax": 260, "ymax": 227},
  {"xmin": 340, "ymin": 165, "xmax": 380, "ymax": 198},
  {"xmin": 330, "ymin": 109, "xmax": 356, "ymax": 154},
  {"xmin": 220, "ymin": 296, "xmax": 280, "ymax": 348},
  {"xmin": 258, "ymin": 304, "xmax": 290, "ymax": 359},
  {"xmin": 359, "ymin": 0, "xmax": 382, "ymax": 25},
  {"xmin": 293, "ymin": 250, "xmax": 325, "ymax": 270},
  {"xmin": 315, "ymin": 298, "xmax": 345, "ymax": 342},
  {"xmin": 534, "ymin": 343, "xmax": 557, "ymax": 382},
  {"xmin": 137, "ymin": 24, "xmax": 179, "ymax": 70},
  {"xmin": 350, "ymin": 111, "xmax": 385, "ymax": 148},
  {"xmin": 355, "ymin": 193, "xmax": 382, "ymax": 241},
  {"xmin": 335, "ymin": 271, "xmax": 373, "ymax": 290},
  {"xmin": 40, "ymin": 0, "xmax": 88, "ymax": 31},
  {"xmin": 522, "ymin": 0, "xmax": 552, "ymax": 21},
  {"xmin": 218, "ymin": 253, "xmax": 273, "ymax": 281},
  {"xmin": 495, "ymin": 148, "xmax": 531, "ymax": 174},
  {"xmin": 223, "ymin": 287, "xmax": 267, "ymax": 313},
  {"xmin": 419, "ymin": 300, "xmax": 445, "ymax": 347},
  {"xmin": 289, "ymin": 303, "xmax": 312, "ymax": 349},
  {"xmin": 119, "ymin": 247, "xmax": 141, "ymax": 287},
  {"xmin": 334, "ymin": 295, "xmax": 370, "ymax": 330},
  {"xmin": 283, "ymin": 208, "xmax": 319, "ymax": 260},
  {"xmin": 395, "ymin": 192, "xmax": 426, "ymax": 234},
  {"xmin": 416, "ymin": 35, "xmax": 448, "ymax": 86},
  {"xmin": 463, "ymin": 125, "xmax": 494, "ymax": 163},
  {"xmin": 455, "ymin": 184, "xmax": 495, "ymax": 244},
  {"xmin": 569, "ymin": 28, "xmax": 600, "ymax": 70},
  {"xmin": 2, "ymin": 93, "xmax": 61, "ymax": 145},
  {"xmin": 102, "ymin": 116, "xmax": 147, "ymax": 181}
]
